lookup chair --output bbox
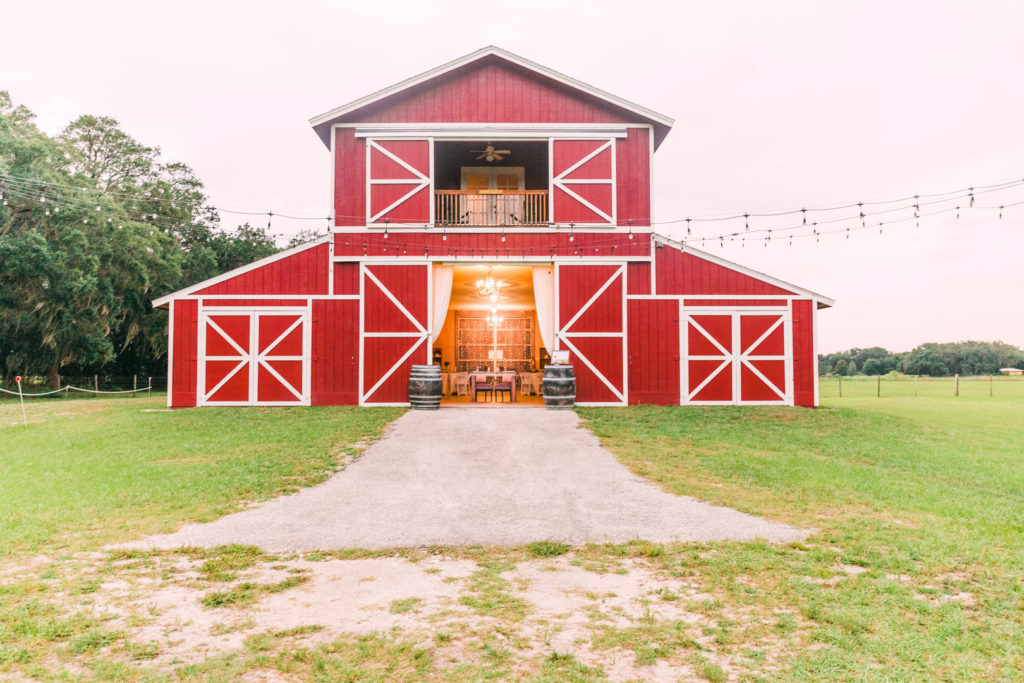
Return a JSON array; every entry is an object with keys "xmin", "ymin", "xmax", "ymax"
[
  {"xmin": 494, "ymin": 373, "xmax": 515, "ymax": 402},
  {"xmin": 472, "ymin": 374, "xmax": 493, "ymax": 402},
  {"xmin": 453, "ymin": 372, "xmax": 470, "ymax": 396}
]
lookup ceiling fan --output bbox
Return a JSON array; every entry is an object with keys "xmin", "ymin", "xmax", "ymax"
[{"xmin": 471, "ymin": 143, "xmax": 511, "ymax": 162}]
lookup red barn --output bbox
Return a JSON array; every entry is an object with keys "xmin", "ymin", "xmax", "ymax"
[{"xmin": 155, "ymin": 47, "xmax": 832, "ymax": 408}]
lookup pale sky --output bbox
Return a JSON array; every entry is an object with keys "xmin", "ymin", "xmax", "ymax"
[{"xmin": 3, "ymin": 0, "xmax": 1022, "ymax": 353}]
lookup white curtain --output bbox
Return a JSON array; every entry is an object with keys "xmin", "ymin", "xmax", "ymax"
[
  {"xmin": 431, "ymin": 265, "xmax": 454, "ymax": 339},
  {"xmin": 533, "ymin": 266, "xmax": 555, "ymax": 351}
]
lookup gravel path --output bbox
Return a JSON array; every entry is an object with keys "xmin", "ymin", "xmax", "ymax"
[{"xmin": 131, "ymin": 408, "xmax": 806, "ymax": 551}]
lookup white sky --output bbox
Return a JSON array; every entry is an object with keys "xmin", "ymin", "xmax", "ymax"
[{"xmin": 3, "ymin": 0, "xmax": 1022, "ymax": 353}]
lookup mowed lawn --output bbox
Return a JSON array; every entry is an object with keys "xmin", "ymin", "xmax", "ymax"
[
  {"xmin": 0, "ymin": 398, "xmax": 402, "ymax": 557},
  {"xmin": 1, "ymin": 393, "xmax": 1022, "ymax": 680},
  {"xmin": 579, "ymin": 394, "xmax": 1024, "ymax": 680}
]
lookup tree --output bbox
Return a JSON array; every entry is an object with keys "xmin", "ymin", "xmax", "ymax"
[
  {"xmin": 286, "ymin": 228, "xmax": 323, "ymax": 249},
  {"xmin": 1, "ymin": 93, "xmax": 284, "ymax": 385}
]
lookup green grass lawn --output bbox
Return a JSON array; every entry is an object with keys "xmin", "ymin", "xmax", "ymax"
[
  {"xmin": 2, "ymin": 393, "xmax": 1023, "ymax": 680},
  {"xmin": 0, "ymin": 397, "xmax": 402, "ymax": 557},
  {"xmin": 579, "ymin": 395, "xmax": 1024, "ymax": 680}
]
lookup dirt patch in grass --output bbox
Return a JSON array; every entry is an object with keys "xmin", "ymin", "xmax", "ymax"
[{"xmin": 0, "ymin": 547, "xmax": 813, "ymax": 680}]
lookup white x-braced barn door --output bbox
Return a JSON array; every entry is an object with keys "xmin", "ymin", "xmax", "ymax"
[
  {"xmin": 199, "ymin": 307, "xmax": 311, "ymax": 406},
  {"xmin": 681, "ymin": 308, "xmax": 792, "ymax": 405},
  {"xmin": 556, "ymin": 263, "xmax": 626, "ymax": 405},
  {"xmin": 360, "ymin": 263, "xmax": 431, "ymax": 405},
  {"xmin": 551, "ymin": 138, "xmax": 615, "ymax": 226},
  {"xmin": 366, "ymin": 139, "xmax": 432, "ymax": 226}
]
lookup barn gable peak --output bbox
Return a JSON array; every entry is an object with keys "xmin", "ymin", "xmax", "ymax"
[{"xmin": 309, "ymin": 46, "xmax": 674, "ymax": 148}]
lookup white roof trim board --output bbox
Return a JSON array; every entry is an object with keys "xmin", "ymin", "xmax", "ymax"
[
  {"xmin": 308, "ymin": 46, "xmax": 674, "ymax": 138},
  {"xmin": 652, "ymin": 233, "xmax": 836, "ymax": 308},
  {"xmin": 151, "ymin": 235, "xmax": 331, "ymax": 309}
]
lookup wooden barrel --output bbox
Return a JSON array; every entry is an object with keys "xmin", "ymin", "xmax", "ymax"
[
  {"xmin": 542, "ymin": 364, "xmax": 575, "ymax": 410},
  {"xmin": 409, "ymin": 364, "xmax": 442, "ymax": 410}
]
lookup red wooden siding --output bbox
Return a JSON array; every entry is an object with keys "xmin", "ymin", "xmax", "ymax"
[
  {"xmin": 349, "ymin": 61, "xmax": 641, "ymax": 126},
  {"xmin": 616, "ymin": 128, "xmax": 650, "ymax": 226},
  {"xmin": 312, "ymin": 300, "xmax": 359, "ymax": 405},
  {"xmin": 200, "ymin": 299, "xmax": 307, "ymax": 307},
  {"xmin": 628, "ymin": 299, "xmax": 679, "ymax": 404},
  {"xmin": 626, "ymin": 262, "xmax": 651, "ymax": 295},
  {"xmin": 195, "ymin": 244, "xmax": 329, "ymax": 296},
  {"xmin": 171, "ymin": 300, "xmax": 198, "ymax": 407},
  {"xmin": 333, "ymin": 262, "xmax": 360, "ymax": 295},
  {"xmin": 334, "ymin": 128, "xmax": 366, "ymax": 227},
  {"xmin": 655, "ymin": 248, "xmax": 795, "ymax": 296},
  {"xmin": 791, "ymin": 299, "xmax": 815, "ymax": 407},
  {"xmin": 333, "ymin": 231, "xmax": 650, "ymax": 259}
]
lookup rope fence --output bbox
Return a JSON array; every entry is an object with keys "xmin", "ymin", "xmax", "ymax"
[{"xmin": 0, "ymin": 375, "xmax": 166, "ymax": 401}]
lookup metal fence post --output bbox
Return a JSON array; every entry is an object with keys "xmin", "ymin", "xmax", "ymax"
[
  {"xmin": 877, "ymin": 374, "xmax": 881, "ymax": 398},
  {"xmin": 148, "ymin": 377, "xmax": 152, "ymax": 397},
  {"xmin": 133, "ymin": 374, "xmax": 137, "ymax": 398},
  {"xmin": 838, "ymin": 375, "xmax": 842, "ymax": 398},
  {"xmin": 954, "ymin": 373, "xmax": 959, "ymax": 397}
]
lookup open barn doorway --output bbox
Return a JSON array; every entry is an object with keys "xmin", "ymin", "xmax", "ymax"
[{"xmin": 432, "ymin": 263, "xmax": 553, "ymax": 406}]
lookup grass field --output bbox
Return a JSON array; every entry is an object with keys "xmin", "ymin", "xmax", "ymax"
[
  {"xmin": 0, "ymin": 397, "xmax": 402, "ymax": 556},
  {"xmin": 1, "ymin": 393, "xmax": 1022, "ymax": 680},
  {"xmin": 579, "ymin": 395, "xmax": 1024, "ymax": 680}
]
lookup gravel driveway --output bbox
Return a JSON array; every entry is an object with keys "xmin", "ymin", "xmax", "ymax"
[{"xmin": 133, "ymin": 408, "xmax": 806, "ymax": 551}]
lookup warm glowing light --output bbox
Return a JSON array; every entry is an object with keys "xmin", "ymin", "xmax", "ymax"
[{"xmin": 475, "ymin": 267, "xmax": 504, "ymax": 298}]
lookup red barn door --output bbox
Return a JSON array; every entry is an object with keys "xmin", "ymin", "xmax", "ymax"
[
  {"xmin": 551, "ymin": 139, "xmax": 615, "ymax": 226},
  {"xmin": 367, "ymin": 139, "xmax": 431, "ymax": 226},
  {"xmin": 682, "ymin": 308, "xmax": 791, "ymax": 405},
  {"xmin": 360, "ymin": 263, "xmax": 430, "ymax": 405},
  {"xmin": 557, "ymin": 263, "xmax": 626, "ymax": 404},
  {"xmin": 199, "ymin": 307, "xmax": 310, "ymax": 406}
]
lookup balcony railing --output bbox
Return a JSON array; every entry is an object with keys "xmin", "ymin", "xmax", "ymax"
[{"xmin": 435, "ymin": 190, "xmax": 548, "ymax": 227}]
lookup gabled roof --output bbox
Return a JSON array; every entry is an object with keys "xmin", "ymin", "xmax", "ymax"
[
  {"xmin": 309, "ymin": 46, "xmax": 674, "ymax": 148},
  {"xmin": 652, "ymin": 234, "xmax": 836, "ymax": 309}
]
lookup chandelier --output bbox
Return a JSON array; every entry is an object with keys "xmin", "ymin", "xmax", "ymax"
[
  {"xmin": 476, "ymin": 267, "xmax": 503, "ymax": 299},
  {"xmin": 486, "ymin": 307, "xmax": 504, "ymax": 327}
]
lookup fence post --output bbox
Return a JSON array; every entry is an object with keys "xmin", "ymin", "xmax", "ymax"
[
  {"xmin": 133, "ymin": 374, "xmax": 137, "ymax": 398},
  {"xmin": 914, "ymin": 375, "xmax": 918, "ymax": 397},
  {"xmin": 877, "ymin": 374, "xmax": 881, "ymax": 398},
  {"xmin": 148, "ymin": 377, "xmax": 152, "ymax": 398},
  {"xmin": 94, "ymin": 374, "xmax": 99, "ymax": 394},
  {"xmin": 954, "ymin": 373, "xmax": 959, "ymax": 397},
  {"xmin": 838, "ymin": 375, "xmax": 842, "ymax": 398}
]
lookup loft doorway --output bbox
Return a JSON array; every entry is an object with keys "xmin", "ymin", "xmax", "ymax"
[{"xmin": 433, "ymin": 263, "xmax": 553, "ymax": 406}]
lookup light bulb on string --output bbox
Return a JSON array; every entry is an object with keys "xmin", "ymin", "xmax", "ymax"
[
  {"xmin": 744, "ymin": 213, "xmax": 749, "ymax": 230},
  {"xmin": 569, "ymin": 223, "xmax": 575, "ymax": 242},
  {"xmin": 442, "ymin": 228, "xmax": 447, "ymax": 241},
  {"xmin": 802, "ymin": 208, "xmax": 807, "ymax": 225},
  {"xmin": 969, "ymin": 187, "xmax": 975, "ymax": 207},
  {"xmin": 956, "ymin": 206, "xmax": 960, "ymax": 219},
  {"xmin": 686, "ymin": 217, "xmax": 691, "ymax": 235},
  {"xmin": 627, "ymin": 219, "xmax": 633, "ymax": 240},
  {"xmin": 999, "ymin": 206, "xmax": 1004, "ymax": 220},
  {"xmin": 879, "ymin": 222, "xmax": 883, "ymax": 235}
]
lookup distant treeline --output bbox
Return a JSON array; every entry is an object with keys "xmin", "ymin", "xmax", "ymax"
[{"xmin": 819, "ymin": 341, "xmax": 1024, "ymax": 377}]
